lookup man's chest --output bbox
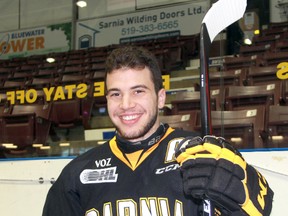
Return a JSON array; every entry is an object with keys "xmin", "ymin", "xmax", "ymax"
[{"xmin": 78, "ymin": 158, "xmax": 187, "ymax": 216}]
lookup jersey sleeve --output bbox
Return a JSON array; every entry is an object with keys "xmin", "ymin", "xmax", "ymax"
[{"xmin": 42, "ymin": 168, "xmax": 84, "ymax": 216}]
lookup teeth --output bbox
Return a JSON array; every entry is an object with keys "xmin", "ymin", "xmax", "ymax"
[{"xmin": 122, "ymin": 115, "xmax": 138, "ymax": 121}]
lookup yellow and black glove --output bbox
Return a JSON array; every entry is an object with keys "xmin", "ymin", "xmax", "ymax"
[{"xmin": 175, "ymin": 135, "xmax": 274, "ymax": 216}]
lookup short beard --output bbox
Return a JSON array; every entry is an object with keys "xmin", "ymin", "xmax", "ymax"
[{"xmin": 116, "ymin": 109, "xmax": 158, "ymax": 141}]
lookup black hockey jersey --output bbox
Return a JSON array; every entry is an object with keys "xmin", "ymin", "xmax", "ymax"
[{"xmin": 42, "ymin": 127, "xmax": 202, "ymax": 216}]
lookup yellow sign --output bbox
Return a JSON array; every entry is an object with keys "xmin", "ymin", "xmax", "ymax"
[
  {"xmin": 5, "ymin": 75, "xmax": 170, "ymax": 105},
  {"xmin": 276, "ymin": 62, "xmax": 288, "ymax": 80}
]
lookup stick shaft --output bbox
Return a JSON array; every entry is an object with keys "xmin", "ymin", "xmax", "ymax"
[
  {"xmin": 200, "ymin": 23, "xmax": 213, "ymax": 136},
  {"xmin": 199, "ymin": 23, "xmax": 214, "ymax": 216}
]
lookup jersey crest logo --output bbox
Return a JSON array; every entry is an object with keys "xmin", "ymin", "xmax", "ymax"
[{"xmin": 80, "ymin": 167, "xmax": 118, "ymax": 184}]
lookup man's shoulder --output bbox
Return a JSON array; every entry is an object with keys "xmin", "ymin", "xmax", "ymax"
[
  {"xmin": 76, "ymin": 141, "xmax": 111, "ymax": 160},
  {"xmin": 64, "ymin": 141, "xmax": 112, "ymax": 169}
]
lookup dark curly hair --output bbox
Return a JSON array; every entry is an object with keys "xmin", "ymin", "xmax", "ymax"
[{"xmin": 105, "ymin": 46, "xmax": 163, "ymax": 93}]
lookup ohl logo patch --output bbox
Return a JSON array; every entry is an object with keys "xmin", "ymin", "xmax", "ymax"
[{"xmin": 80, "ymin": 167, "xmax": 118, "ymax": 184}]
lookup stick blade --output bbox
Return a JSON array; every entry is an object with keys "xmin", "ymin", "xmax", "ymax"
[{"xmin": 202, "ymin": 0, "xmax": 247, "ymax": 42}]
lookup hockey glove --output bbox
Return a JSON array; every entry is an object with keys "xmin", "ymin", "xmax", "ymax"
[{"xmin": 175, "ymin": 135, "xmax": 273, "ymax": 216}]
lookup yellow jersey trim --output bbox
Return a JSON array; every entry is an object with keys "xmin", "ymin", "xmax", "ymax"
[{"xmin": 109, "ymin": 127, "xmax": 174, "ymax": 171}]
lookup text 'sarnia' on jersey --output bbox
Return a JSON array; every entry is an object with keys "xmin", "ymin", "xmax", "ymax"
[{"xmin": 85, "ymin": 198, "xmax": 184, "ymax": 216}]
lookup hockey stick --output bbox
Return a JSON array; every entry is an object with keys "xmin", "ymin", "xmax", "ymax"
[
  {"xmin": 200, "ymin": 0, "xmax": 247, "ymax": 135},
  {"xmin": 199, "ymin": 0, "xmax": 247, "ymax": 215}
]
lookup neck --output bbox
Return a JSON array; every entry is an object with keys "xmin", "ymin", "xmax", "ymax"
[{"xmin": 116, "ymin": 123, "xmax": 168, "ymax": 153}]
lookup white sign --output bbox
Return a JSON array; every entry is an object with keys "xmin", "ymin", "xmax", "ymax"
[
  {"xmin": 270, "ymin": 0, "xmax": 288, "ymax": 23},
  {"xmin": 76, "ymin": 1, "xmax": 209, "ymax": 49}
]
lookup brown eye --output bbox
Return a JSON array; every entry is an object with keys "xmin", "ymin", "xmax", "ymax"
[{"xmin": 108, "ymin": 92, "xmax": 120, "ymax": 98}]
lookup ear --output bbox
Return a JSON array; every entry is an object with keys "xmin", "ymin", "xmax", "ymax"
[{"xmin": 157, "ymin": 88, "xmax": 166, "ymax": 109}]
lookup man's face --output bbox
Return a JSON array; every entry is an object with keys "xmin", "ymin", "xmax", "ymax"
[{"xmin": 106, "ymin": 67, "xmax": 166, "ymax": 142}]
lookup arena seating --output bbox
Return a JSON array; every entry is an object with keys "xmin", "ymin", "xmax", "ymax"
[
  {"xmin": 252, "ymin": 34, "xmax": 280, "ymax": 46},
  {"xmin": 246, "ymin": 65, "xmax": 278, "ymax": 85},
  {"xmin": 36, "ymin": 68, "xmax": 59, "ymax": 78},
  {"xmin": 1, "ymin": 24, "xmax": 288, "ymax": 156},
  {"xmin": 49, "ymin": 94, "xmax": 82, "ymax": 130},
  {"xmin": 284, "ymin": 80, "xmax": 288, "ymax": 104},
  {"xmin": 261, "ymin": 26, "xmax": 288, "ymax": 36},
  {"xmin": 209, "ymin": 69, "xmax": 247, "ymax": 87},
  {"xmin": 170, "ymin": 90, "xmax": 221, "ymax": 114},
  {"xmin": 58, "ymin": 74, "xmax": 87, "ymax": 85},
  {"xmin": 267, "ymin": 105, "xmax": 288, "ymax": 148},
  {"xmin": 275, "ymin": 40, "xmax": 288, "ymax": 52},
  {"xmin": 159, "ymin": 111, "xmax": 199, "ymax": 132},
  {"xmin": 239, "ymin": 43, "xmax": 272, "ymax": 56},
  {"xmin": 261, "ymin": 51, "xmax": 288, "ymax": 66},
  {"xmin": 192, "ymin": 107, "xmax": 266, "ymax": 149},
  {"xmin": 224, "ymin": 84, "xmax": 283, "ymax": 111},
  {"xmin": 27, "ymin": 77, "xmax": 56, "ymax": 89},
  {"xmin": 0, "ymin": 68, "xmax": 12, "ymax": 83},
  {"xmin": 0, "ymin": 80, "xmax": 26, "ymax": 93},
  {"xmin": 0, "ymin": 103, "xmax": 52, "ymax": 149},
  {"xmin": 223, "ymin": 55, "xmax": 259, "ymax": 70}
]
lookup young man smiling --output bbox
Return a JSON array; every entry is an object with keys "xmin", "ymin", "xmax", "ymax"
[
  {"xmin": 42, "ymin": 46, "xmax": 273, "ymax": 216},
  {"xmin": 105, "ymin": 65, "xmax": 166, "ymax": 142}
]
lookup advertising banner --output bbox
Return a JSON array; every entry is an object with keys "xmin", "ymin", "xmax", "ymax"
[
  {"xmin": 0, "ymin": 22, "xmax": 71, "ymax": 59},
  {"xmin": 76, "ymin": 1, "xmax": 209, "ymax": 49}
]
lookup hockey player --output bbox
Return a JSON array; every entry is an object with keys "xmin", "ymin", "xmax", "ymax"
[{"xmin": 42, "ymin": 46, "xmax": 273, "ymax": 216}]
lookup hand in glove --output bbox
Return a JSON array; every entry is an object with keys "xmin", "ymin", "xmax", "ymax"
[{"xmin": 175, "ymin": 135, "xmax": 273, "ymax": 216}]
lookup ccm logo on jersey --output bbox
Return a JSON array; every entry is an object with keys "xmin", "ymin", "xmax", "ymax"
[
  {"xmin": 155, "ymin": 164, "xmax": 179, "ymax": 174},
  {"xmin": 80, "ymin": 167, "xmax": 118, "ymax": 184}
]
